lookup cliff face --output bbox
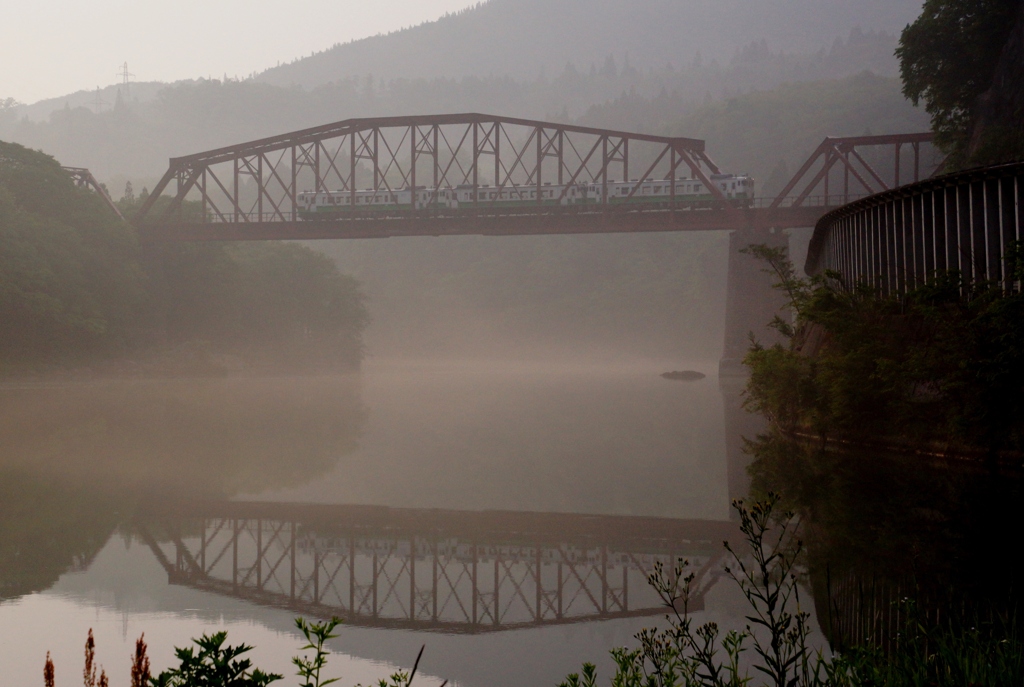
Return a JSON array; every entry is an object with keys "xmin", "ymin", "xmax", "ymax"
[{"xmin": 968, "ymin": 1, "xmax": 1024, "ymax": 165}]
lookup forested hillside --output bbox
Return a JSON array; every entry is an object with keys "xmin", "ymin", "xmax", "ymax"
[
  {"xmin": 0, "ymin": 142, "xmax": 368, "ymax": 374},
  {"xmin": 257, "ymin": 0, "xmax": 920, "ymax": 89},
  {"xmin": 0, "ymin": 28, "xmax": 907, "ymax": 185},
  {"xmin": 0, "ymin": 0, "xmax": 931, "ymax": 364}
]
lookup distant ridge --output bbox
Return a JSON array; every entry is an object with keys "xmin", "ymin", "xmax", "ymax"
[{"xmin": 256, "ymin": 0, "xmax": 922, "ymax": 90}]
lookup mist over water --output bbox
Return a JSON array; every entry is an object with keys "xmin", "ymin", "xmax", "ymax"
[
  {"xmin": 249, "ymin": 359, "xmax": 730, "ymax": 518},
  {"xmin": 0, "ymin": 0, "xmax": 948, "ymax": 684},
  {"xmin": 0, "ymin": 359, "xmax": 748, "ymax": 687}
]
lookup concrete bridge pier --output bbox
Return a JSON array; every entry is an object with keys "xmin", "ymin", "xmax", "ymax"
[
  {"xmin": 718, "ymin": 227, "xmax": 789, "ymax": 504},
  {"xmin": 719, "ymin": 227, "xmax": 790, "ymax": 377}
]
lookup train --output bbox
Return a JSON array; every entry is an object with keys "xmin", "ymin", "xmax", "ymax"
[{"xmin": 296, "ymin": 173, "xmax": 753, "ymax": 218}]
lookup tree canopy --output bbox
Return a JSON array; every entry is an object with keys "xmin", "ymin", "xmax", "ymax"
[
  {"xmin": 897, "ymin": 0, "xmax": 1021, "ymax": 167},
  {"xmin": 1, "ymin": 140, "xmax": 369, "ymax": 374}
]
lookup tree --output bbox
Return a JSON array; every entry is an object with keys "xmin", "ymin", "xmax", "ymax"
[{"xmin": 896, "ymin": 0, "xmax": 1020, "ymax": 167}]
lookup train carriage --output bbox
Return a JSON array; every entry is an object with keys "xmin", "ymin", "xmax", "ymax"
[{"xmin": 296, "ymin": 173, "xmax": 752, "ymax": 218}]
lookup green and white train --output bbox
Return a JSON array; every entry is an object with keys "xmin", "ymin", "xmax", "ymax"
[{"xmin": 296, "ymin": 173, "xmax": 753, "ymax": 218}]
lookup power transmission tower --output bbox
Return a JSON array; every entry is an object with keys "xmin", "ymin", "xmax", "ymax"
[
  {"xmin": 89, "ymin": 86, "xmax": 107, "ymax": 112},
  {"xmin": 116, "ymin": 62, "xmax": 135, "ymax": 94}
]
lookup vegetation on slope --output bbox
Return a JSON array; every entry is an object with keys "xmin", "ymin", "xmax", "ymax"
[
  {"xmin": 0, "ymin": 140, "xmax": 143, "ymax": 366},
  {"xmin": 0, "ymin": 142, "xmax": 369, "ymax": 373},
  {"xmin": 743, "ymin": 246, "xmax": 1024, "ymax": 457},
  {"xmin": 898, "ymin": 0, "xmax": 1024, "ymax": 168},
  {"xmin": 255, "ymin": 0, "xmax": 918, "ymax": 89}
]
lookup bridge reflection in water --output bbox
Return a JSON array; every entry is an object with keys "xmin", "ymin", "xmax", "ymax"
[{"xmin": 139, "ymin": 503, "xmax": 740, "ymax": 634}]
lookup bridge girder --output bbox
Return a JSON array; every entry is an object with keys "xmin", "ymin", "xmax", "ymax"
[{"xmin": 134, "ymin": 113, "xmax": 724, "ymax": 234}]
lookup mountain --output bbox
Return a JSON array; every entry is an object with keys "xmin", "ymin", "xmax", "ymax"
[{"xmin": 257, "ymin": 0, "xmax": 922, "ymax": 90}]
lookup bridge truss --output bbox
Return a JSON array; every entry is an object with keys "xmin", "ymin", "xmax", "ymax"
[
  {"xmin": 126, "ymin": 118, "xmax": 937, "ymax": 241},
  {"xmin": 770, "ymin": 133, "xmax": 940, "ymax": 210},
  {"xmin": 135, "ymin": 114, "xmax": 722, "ymax": 238},
  {"xmin": 63, "ymin": 166, "xmax": 124, "ymax": 221},
  {"xmin": 139, "ymin": 502, "xmax": 737, "ymax": 633}
]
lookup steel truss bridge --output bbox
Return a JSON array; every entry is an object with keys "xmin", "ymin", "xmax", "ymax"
[
  {"xmin": 138, "ymin": 501, "xmax": 741, "ymax": 634},
  {"xmin": 128, "ymin": 114, "xmax": 938, "ymax": 242}
]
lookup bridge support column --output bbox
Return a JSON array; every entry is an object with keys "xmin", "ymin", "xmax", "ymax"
[
  {"xmin": 718, "ymin": 228, "xmax": 787, "ymax": 506},
  {"xmin": 719, "ymin": 228, "xmax": 789, "ymax": 377}
]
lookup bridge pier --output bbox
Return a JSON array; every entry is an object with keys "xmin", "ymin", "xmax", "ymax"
[
  {"xmin": 717, "ymin": 227, "xmax": 789, "ymax": 506},
  {"xmin": 719, "ymin": 227, "xmax": 790, "ymax": 377}
]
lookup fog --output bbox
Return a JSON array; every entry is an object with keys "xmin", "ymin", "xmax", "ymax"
[
  {"xmin": 0, "ymin": 1, "xmax": 932, "ymax": 364},
  {"xmin": 0, "ymin": 0, "xmax": 481, "ymax": 104},
  {"xmin": 0, "ymin": 1, "xmax": 936, "ymax": 684}
]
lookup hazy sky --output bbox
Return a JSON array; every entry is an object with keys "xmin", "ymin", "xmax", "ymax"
[{"xmin": 0, "ymin": 0, "xmax": 479, "ymax": 104}]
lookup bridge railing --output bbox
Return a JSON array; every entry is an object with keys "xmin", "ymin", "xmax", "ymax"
[{"xmin": 806, "ymin": 161, "xmax": 1024, "ymax": 293}]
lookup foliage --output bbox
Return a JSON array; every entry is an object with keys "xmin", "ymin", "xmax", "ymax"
[
  {"xmin": 0, "ymin": 146, "xmax": 369, "ymax": 373},
  {"xmin": 293, "ymin": 618, "xmax": 342, "ymax": 687},
  {"xmin": 561, "ymin": 494, "xmax": 839, "ymax": 687},
  {"xmin": 150, "ymin": 631, "xmax": 282, "ymax": 687},
  {"xmin": 741, "ymin": 244, "xmax": 1024, "ymax": 455},
  {"xmin": 841, "ymin": 603, "xmax": 1024, "ymax": 687},
  {"xmin": 132, "ymin": 635, "xmax": 152, "ymax": 687},
  {"xmin": 896, "ymin": 0, "xmax": 1020, "ymax": 167},
  {"xmin": 140, "ymin": 618, "xmax": 428, "ymax": 687},
  {"xmin": 0, "ymin": 140, "xmax": 144, "ymax": 369},
  {"xmin": 563, "ymin": 492, "xmax": 1024, "ymax": 687}
]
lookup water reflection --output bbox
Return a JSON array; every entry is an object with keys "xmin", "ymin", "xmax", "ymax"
[
  {"xmin": 0, "ymin": 470, "xmax": 120, "ymax": 600},
  {"xmin": 0, "ymin": 376, "xmax": 366, "ymax": 495},
  {"xmin": 746, "ymin": 432, "xmax": 1024, "ymax": 648},
  {"xmin": 138, "ymin": 501, "xmax": 741, "ymax": 633},
  {"xmin": 0, "ymin": 364, "xmax": 751, "ymax": 687},
  {"xmin": 0, "ymin": 376, "xmax": 366, "ymax": 601}
]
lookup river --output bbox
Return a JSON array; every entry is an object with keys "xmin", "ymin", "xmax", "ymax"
[{"xmin": 0, "ymin": 360, "xmax": 772, "ymax": 687}]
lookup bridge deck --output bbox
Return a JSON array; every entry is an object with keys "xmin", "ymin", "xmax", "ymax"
[{"xmin": 140, "ymin": 205, "xmax": 829, "ymax": 242}]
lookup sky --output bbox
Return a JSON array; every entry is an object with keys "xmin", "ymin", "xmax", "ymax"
[{"xmin": 0, "ymin": 0, "xmax": 480, "ymax": 105}]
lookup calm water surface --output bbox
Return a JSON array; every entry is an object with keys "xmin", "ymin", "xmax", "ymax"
[{"xmin": 0, "ymin": 361, "xmax": 766, "ymax": 687}]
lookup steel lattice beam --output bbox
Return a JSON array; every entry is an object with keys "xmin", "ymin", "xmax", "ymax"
[
  {"xmin": 133, "ymin": 113, "xmax": 724, "ymax": 234},
  {"xmin": 768, "ymin": 133, "xmax": 939, "ymax": 210},
  {"xmin": 62, "ymin": 166, "xmax": 125, "ymax": 221},
  {"xmin": 138, "ymin": 501, "xmax": 741, "ymax": 634}
]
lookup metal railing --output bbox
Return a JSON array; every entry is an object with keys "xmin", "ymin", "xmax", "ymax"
[{"xmin": 806, "ymin": 162, "xmax": 1024, "ymax": 292}]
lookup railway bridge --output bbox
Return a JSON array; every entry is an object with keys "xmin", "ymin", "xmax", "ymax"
[
  {"xmin": 138, "ymin": 500, "xmax": 741, "ymax": 634},
  {"xmin": 115, "ymin": 114, "xmax": 937, "ymax": 372}
]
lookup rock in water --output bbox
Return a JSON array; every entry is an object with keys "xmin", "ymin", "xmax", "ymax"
[{"xmin": 661, "ymin": 370, "xmax": 706, "ymax": 381}]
